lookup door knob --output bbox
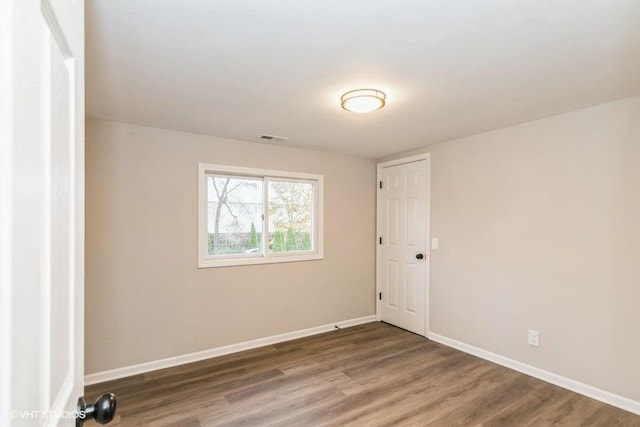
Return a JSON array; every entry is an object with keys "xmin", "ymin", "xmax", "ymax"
[
  {"xmin": 416, "ymin": 253, "xmax": 424, "ymax": 260},
  {"xmin": 76, "ymin": 393, "xmax": 117, "ymax": 426}
]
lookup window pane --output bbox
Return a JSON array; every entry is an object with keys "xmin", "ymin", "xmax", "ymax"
[
  {"xmin": 207, "ymin": 175, "xmax": 263, "ymax": 256},
  {"xmin": 268, "ymin": 181, "xmax": 314, "ymax": 253}
]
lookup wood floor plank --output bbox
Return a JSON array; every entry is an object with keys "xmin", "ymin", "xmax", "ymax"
[
  {"xmin": 582, "ymin": 405, "xmax": 640, "ymax": 427},
  {"xmin": 525, "ymin": 394, "xmax": 605, "ymax": 426},
  {"xmin": 325, "ymin": 360, "xmax": 497, "ymax": 426},
  {"xmin": 481, "ymin": 377, "xmax": 574, "ymax": 426},
  {"xmin": 86, "ymin": 322, "xmax": 639, "ymax": 426}
]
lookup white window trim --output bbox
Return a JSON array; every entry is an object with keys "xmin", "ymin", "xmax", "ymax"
[{"xmin": 198, "ymin": 163, "xmax": 324, "ymax": 268}]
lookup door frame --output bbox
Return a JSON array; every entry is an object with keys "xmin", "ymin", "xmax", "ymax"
[{"xmin": 376, "ymin": 153, "xmax": 431, "ymax": 336}]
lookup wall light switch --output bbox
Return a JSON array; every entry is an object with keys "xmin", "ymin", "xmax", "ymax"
[{"xmin": 431, "ymin": 238, "xmax": 439, "ymax": 250}]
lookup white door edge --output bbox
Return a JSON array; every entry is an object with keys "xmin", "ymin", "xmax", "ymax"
[
  {"xmin": 0, "ymin": 1, "xmax": 14, "ymax": 423},
  {"xmin": 376, "ymin": 153, "xmax": 431, "ymax": 337}
]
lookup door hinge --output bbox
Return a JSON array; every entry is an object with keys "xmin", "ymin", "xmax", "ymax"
[
  {"xmin": 379, "ymin": 237, "xmax": 382, "ymax": 245},
  {"xmin": 379, "ymin": 292, "xmax": 382, "ymax": 300},
  {"xmin": 379, "ymin": 181, "xmax": 382, "ymax": 189}
]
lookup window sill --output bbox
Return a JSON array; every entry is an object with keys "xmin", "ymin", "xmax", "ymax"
[{"xmin": 198, "ymin": 253, "xmax": 324, "ymax": 268}]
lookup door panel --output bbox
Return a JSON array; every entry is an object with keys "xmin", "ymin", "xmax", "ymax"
[
  {"xmin": 405, "ymin": 263, "xmax": 418, "ymax": 313},
  {"xmin": 387, "ymin": 261, "xmax": 399, "ymax": 307},
  {"xmin": 45, "ymin": 8, "xmax": 76, "ymax": 414},
  {"xmin": 1, "ymin": 0, "xmax": 84, "ymax": 425},
  {"xmin": 387, "ymin": 199, "xmax": 398, "ymax": 245},
  {"xmin": 406, "ymin": 198, "xmax": 418, "ymax": 245},
  {"xmin": 378, "ymin": 159, "xmax": 429, "ymax": 335}
]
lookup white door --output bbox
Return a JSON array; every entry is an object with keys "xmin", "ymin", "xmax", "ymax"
[
  {"xmin": 0, "ymin": 0, "xmax": 85, "ymax": 425},
  {"xmin": 377, "ymin": 157, "xmax": 429, "ymax": 335}
]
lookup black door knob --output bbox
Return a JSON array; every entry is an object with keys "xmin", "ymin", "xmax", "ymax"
[
  {"xmin": 76, "ymin": 393, "xmax": 117, "ymax": 426},
  {"xmin": 416, "ymin": 253, "xmax": 424, "ymax": 260}
]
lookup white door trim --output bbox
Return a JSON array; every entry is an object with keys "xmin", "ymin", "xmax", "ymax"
[{"xmin": 376, "ymin": 154, "xmax": 431, "ymax": 336}]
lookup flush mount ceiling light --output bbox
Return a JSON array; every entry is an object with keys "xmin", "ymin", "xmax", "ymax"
[{"xmin": 341, "ymin": 89, "xmax": 386, "ymax": 113}]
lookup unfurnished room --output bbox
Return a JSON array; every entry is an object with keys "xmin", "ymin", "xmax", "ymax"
[{"xmin": 2, "ymin": 0, "xmax": 640, "ymax": 426}]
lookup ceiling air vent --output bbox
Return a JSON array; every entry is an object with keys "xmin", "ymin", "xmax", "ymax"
[{"xmin": 259, "ymin": 134, "xmax": 289, "ymax": 143}]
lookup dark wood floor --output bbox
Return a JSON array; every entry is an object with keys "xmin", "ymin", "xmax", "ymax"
[{"xmin": 86, "ymin": 322, "xmax": 639, "ymax": 426}]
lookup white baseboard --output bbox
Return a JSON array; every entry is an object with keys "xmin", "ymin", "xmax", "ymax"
[
  {"xmin": 84, "ymin": 315, "xmax": 376, "ymax": 386},
  {"xmin": 427, "ymin": 332, "xmax": 640, "ymax": 416}
]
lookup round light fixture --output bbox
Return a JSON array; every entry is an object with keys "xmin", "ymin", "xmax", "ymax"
[{"xmin": 341, "ymin": 89, "xmax": 386, "ymax": 113}]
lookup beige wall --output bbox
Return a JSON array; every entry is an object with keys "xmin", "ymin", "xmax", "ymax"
[
  {"xmin": 381, "ymin": 95, "xmax": 640, "ymax": 402},
  {"xmin": 85, "ymin": 119, "xmax": 376, "ymax": 374}
]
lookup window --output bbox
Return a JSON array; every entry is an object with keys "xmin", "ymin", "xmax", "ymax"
[{"xmin": 198, "ymin": 163, "xmax": 323, "ymax": 268}]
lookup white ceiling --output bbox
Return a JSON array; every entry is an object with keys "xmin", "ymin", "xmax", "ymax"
[{"xmin": 86, "ymin": 0, "xmax": 640, "ymax": 158}]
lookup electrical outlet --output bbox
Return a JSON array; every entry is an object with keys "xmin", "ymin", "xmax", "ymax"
[{"xmin": 528, "ymin": 330, "xmax": 540, "ymax": 347}]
